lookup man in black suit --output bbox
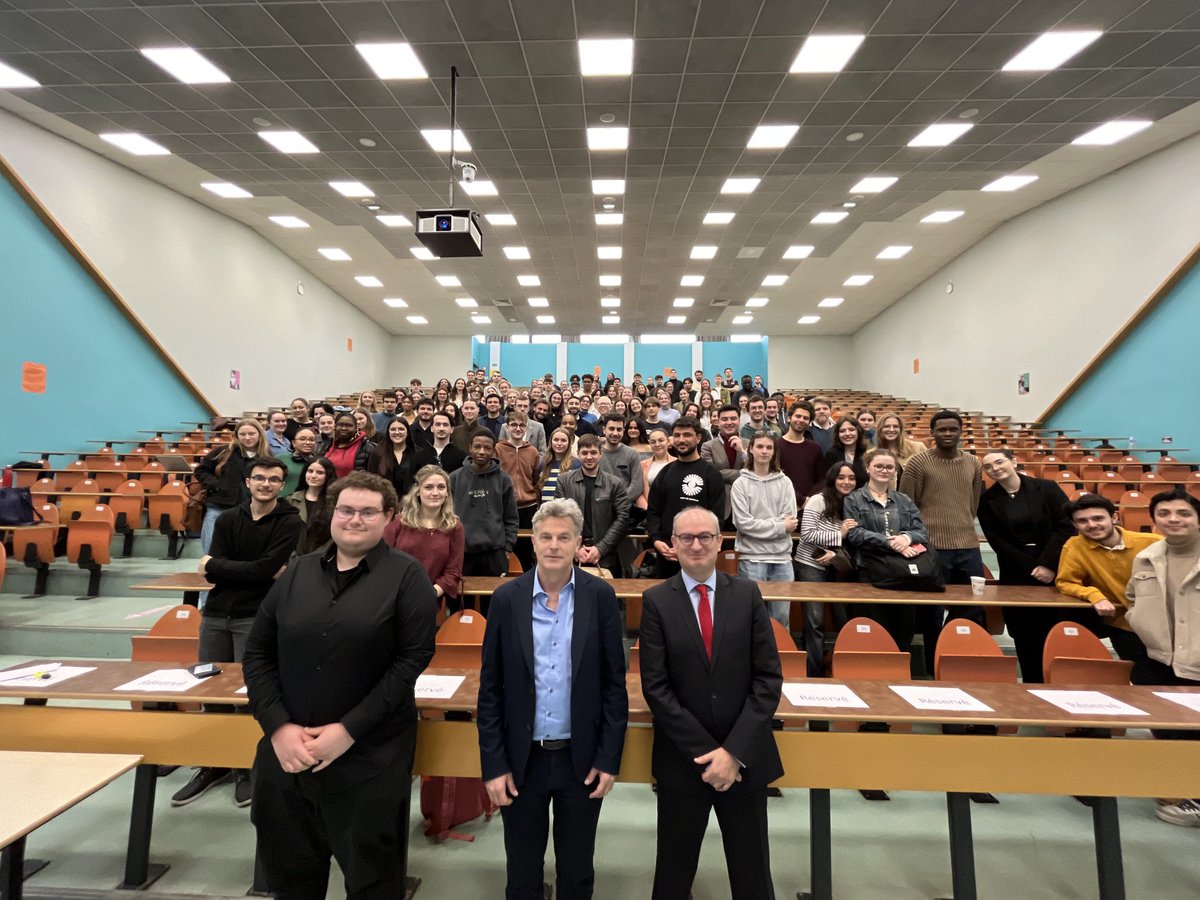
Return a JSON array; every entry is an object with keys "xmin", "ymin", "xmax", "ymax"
[
  {"xmin": 477, "ymin": 497, "xmax": 629, "ymax": 900},
  {"xmin": 639, "ymin": 506, "xmax": 783, "ymax": 900}
]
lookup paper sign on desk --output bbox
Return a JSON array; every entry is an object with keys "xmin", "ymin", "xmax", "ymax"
[
  {"xmin": 414, "ymin": 674, "xmax": 465, "ymax": 700},
  {"xmin": 114, "ymin": 669, "xmax": 204, "ymax": 693},
  {"xmin": 1154, "ymin": 692, "xmax": 1200, "ymax": 713},
  {"xmin": 1029, "ymin": 690, "xmax": 1148, "ymax": 716},
  {"xmin": 0, "ymin": 664, "xmax": 96, "ymax": 687},
  {"xmin": 782, "ymin": 683, "xmax": 869, "ymax": 709},
  {"xmin": 890, "ymin": 685, "xmax": 994, "ymax": 712},
  {"xmin": 236, "ymin": 686, "xmax": 248, "ymax": 695}
]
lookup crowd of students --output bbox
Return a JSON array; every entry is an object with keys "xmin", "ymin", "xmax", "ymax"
[{"xmin": 183, "ymin": 366, "xmax": 1200, "ymax": 842}]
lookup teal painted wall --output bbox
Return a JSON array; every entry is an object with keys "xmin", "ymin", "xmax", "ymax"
[
  {"xmin": 634, "ymin": 344, "xmax": 692, "ymax": 382},
  {"xmin": 567, "ymin": 342, "xmax": 623, "ymax": 382},
  {"xmin": 499, "ymin": 342, "xmax": 556, "ymax": 386},
  {"xmin": 0, "ymin": 173, "xmax": 208, "ymax": 466},
  {"xmin": 1046, "ymin": 262, "xmax": 1200, "ymax": 459},
  {"xmin": 701, "ymin": 340, "xmax": 768, "ymax": 386}
]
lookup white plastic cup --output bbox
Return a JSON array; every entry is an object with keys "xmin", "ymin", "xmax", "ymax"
[{"xmin": 970, "ymin": 576, "xmax": 986, "ymax": 596}]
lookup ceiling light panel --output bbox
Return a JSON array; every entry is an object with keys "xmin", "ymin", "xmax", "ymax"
[
  {"xmin": 202, "ymin": 182, "xmax": 252, "ymax": 199},
  {"xmin": 599, "ymin": 275, "xmax": 621, "ymax": 287},
  {"xmin": 471, "ymin": 314, "xmax": 491, "ymax": 324},
  {"xmin": 602, "ymin": 315, "xmax": 620, "ymax": 325},
  {"xmin": 703, "ymin": 212, "xmax": 735, "ymax": 225},
  {"xmin": 356, "ymin": 43, "xmax": 428, "ymax": 79},
  {"xmin": 407, "ymin": 315, "xmax": 428, "ymax": 324},
  {"xmin": 268, "ymin": 215, "xmax": 308, "ymax": 228},
  {"xmin": 844, "ymin": 274, "xmax": 873, "ymax": 286},
  {"xmin": 746, "ymin": 124, "xmax": 799, "ymax": 149},
  {"xmin": 592, "ymin": 179, "xmax": 625, "ymax": 194},
  {"xmin": 518, "ymin": 275, "xmax": 541, "ymax": 286},
  {"xmin": 99, "ymin": 133, "xmax": 170, "ymax": 155},
  {"xmin": 721, "ymin": 177, "xmax": 760, "ymax": 194},
  {"xmin": 790, "ymin": 34, "xmax": 865, "ymax": 73},
  {"xmin": 761, "ymin": 275, "xmax": 787, "ymax": 286},
  {"xmin": 503, "ymin": 246, "xmax": 531, "ymax": 260},
  {"xmin": 640, "ymin": 334, "xmax": 695, "ymax": 344},
  {"xmin": 455, "ymin": 297, "xmax": 477, "ymax": 308},
  {"xmin": 908, "ymin": 123, "xmax": 973, "ymax": 147},
  {"xmin": 982, "ymin": 174, "xmax": 1038, "ymax": 192},
  {"xmin": 876, "ymin": 245, "xmax": 912, "ymax": 259},
  {"xmin": 527, "ymin": 297, "xmax": 549, "ymax": 307},
  {"xmin": 410, "ymin": 247, "xmax": 437, "ymax": 260},
  {"xmin": 680, "ymin": 275, "xmax": 705, "ymax": 286},
  {"xmin": 461, "ymin": 180, "xmax": 498, "ymax": 196},
  {"xmin": 485, "ymin": 213, "xmax": 516, "ymax": 226},
  {"xmin": 420, "ymin": 129, "xmax": 471, "ymax": 152},
  {"xmin": 536, "ymin": 315, "xmax": 556, "ymax": 324},
  {"xmin": 330, "ymin": 180, "xmax": 372, "ymax": 197},
  {"xmin": 258, "ymin": 130, "xmax": 318, "ymax": 154},
  {"xmin": 595, "ymin": 213, "xmax": 623, "ymax": 225},
  {"xmin": 798, "ymin": 315, "xmax": 821, "ymax": 325},
  {"xmin": 383, "ymin": 297, "xmax": 407, "ymax": 308},
  {"xmin": 377, "ymin": 214, "xmax": 412, "ymax": 227},
  {"xmin": 436, "ymin": 275, "xmax": 461, "ymax": 286},
  {"xmin": 140, "ymin": 47, "xmax": 230, "ymax": 84},
  {"xmin": 578, "ymin": 38, "xmax": 634, "ymax": 76},
  {"xmin": 0, "ymin": 60, "xmax": 39, "ymax": 88},
  {"xmin": 818, "ymin": 297, "xmax": 844, "ymax": 307},
  {"xmin": 1002, "ymin": 30, "xmax": 1103, "ymax": 72},
  {"xmin": 690, "ymin": 246, "xmax": 717, "ymax": 259},
  {"xmin": 921, "ymin": 210, "xmax": 963, "ymax": 223},
  {"xmin": 731, "ymin": 315, "xmax": 754, "ymax": 325},
  {"xmin": 597, "ymin": 246, "xmax": 622, "ymax": 259},
  {"xmin": 355, "ymin": 276, "xmax": 383, "ymax": 287},
  {"xmin": 746, "ymin": 297, "xmax": 769, "ymax": 307},
  {"xmin": 587, "ymin": 127, "xmax": 629, "ymax": 151},
  {"xmin": 783, "ymin": 245, "xmax": 814, "ymax": 259},
  {"xmin": 812, "ymin": 211, "xmax": 848, "ymax": 224},
  {"xmin": 673, "ymin": 298, "xmax": 694, "ymax": 308},
  {"xmin": 667, "ymin": 315, "xmax": 688, "ymax": 325},
  {"xmin": 600, "ymin": 297, "xmax": 620, "ymax": 308},
  {"xmin": 850, "ymin": 176, "xmax": 897, "ymax": 193},
  {"xmin": 1072, "ymin": 120, "xmax": 1153, "ymax": 145},
  {"xmin": 318, "ymin": 248, "xmax": 351, "ymax": 261}
]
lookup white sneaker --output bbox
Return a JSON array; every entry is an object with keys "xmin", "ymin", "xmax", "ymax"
[{"xmin": 1155, "ymin": 799, "xmax": 1200, "ymax": 826}]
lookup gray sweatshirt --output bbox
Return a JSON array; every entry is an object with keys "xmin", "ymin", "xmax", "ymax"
[
  {"xmin": 599, "ymin": 442, "xmax": 644, "ymax": 499},
  {"xmin": 730, "ymin": 469, "xmax": 798, "ymax": 562}
]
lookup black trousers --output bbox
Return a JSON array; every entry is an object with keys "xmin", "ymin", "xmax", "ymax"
[
  {"xmin": 1106, "ymin": 624, "xmax": 1152, "ymax": 679},
  {"xmin": 500, "ymin": 746, "xmax": 604, "ymax": 900},
  {"xmin": 652, "ymin": 783, "xmax": 774, "ymax": 900},
  {"xmin": 515, "ymin": 505, "xmax": 537, "ymax": 573},
  {"xmin": 460, "ymin": 548, "xmax": 508, "ymax": 614},
  {"xmin": 252, "ymin": 742, "xmax": 413, "ymax": 900},
  {"xmin": 1131, "ymin": 658, "xmax": 1200, "ymax": 741}
]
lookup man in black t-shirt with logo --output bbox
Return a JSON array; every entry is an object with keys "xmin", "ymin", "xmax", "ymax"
[{"xmin": 645, "ymin": 416, "xmax": 724, "ymax": 577}]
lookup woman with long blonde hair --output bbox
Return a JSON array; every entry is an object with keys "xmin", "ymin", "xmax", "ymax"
[
  {"xmin": 194, "ymin": 417, "xmax": 269, "ymax": 553},
  {"xmin": 384, "ymin": 466, "xmax": 465, "ymax": 610}
]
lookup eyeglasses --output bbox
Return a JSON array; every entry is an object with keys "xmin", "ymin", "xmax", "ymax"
[
  {"xmin": 869, "ymin": 464, "xmax": 896, "ymax": 472},
  {"xmin": 333, "ymin": 506, "xmax": 385, "ymax": 521},
  {"xmin": 248, "ymin": 475, "xmax": 284, "ymax": 485},
  {"xmin": 674, "ymin": 532, "xmax": 718, "ymax": 546}
]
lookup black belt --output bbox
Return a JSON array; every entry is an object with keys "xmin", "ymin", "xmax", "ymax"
[{"xmin": 533, "ymin": 739, "xmax": 570, "ymax": 751}]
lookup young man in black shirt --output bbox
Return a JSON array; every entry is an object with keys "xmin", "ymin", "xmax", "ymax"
[
  {"xmin": 244, "ymin": 471, "xmax": 436, "ymax": 900},
  {"xmin": 412, "ymin": 411, "xmax": 466, "ymax": 473},
  {"xmin": 173, "ymin": 455, "xmax": 302, "ymax": 808},
  {"xmin": 645, "ymin": 417, "xmax": 725, "ymax": 577},
  {"xmin": 410, "ymin": 397, "xmax": 436, "ymax": 447}
]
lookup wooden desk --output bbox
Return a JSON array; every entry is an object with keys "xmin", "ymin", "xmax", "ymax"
[
  {"xmin": 0, "ymin": 751, "xmax": 141, "ymax": 900},
  {"xmin": 2, "ymin": 659, "xmax": 1199, "ymax": 900}
]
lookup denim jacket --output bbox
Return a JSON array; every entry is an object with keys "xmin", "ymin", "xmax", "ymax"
[{"xmin": 843, "ymin": 486, "xmax": 929, "ymax": 560}]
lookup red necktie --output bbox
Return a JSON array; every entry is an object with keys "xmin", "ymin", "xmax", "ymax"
[{"xmin": 696, "ymin": 583, "xmax": 713, "ymax": 659}]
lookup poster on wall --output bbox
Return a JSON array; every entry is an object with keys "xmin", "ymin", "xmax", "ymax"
[
  {"xmin": 1017, "ymin": 372, "xmax": 1030, "ymax": 395},
  {"xmin": 229, "ymin": 369, "xmax": 241, "ymax": 390}
]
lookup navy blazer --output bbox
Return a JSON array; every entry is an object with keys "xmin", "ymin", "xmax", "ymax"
[
  {"xmin": 477, "ymin": 567, "xmax": 628, "ymax": 787},
  {"xmin": 639, "ymin": 572, "xmax": 783, "ymax": 793}
]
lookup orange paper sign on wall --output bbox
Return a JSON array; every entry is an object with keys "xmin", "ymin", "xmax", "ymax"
[
  {"xmin": 913, "ymin": 358, "xmax": 920, "ymax": 375},
  {"xmin": 347, "ymin": 337, "xmax": 354, "ymax": 352},
  {"xmin": 22, "ymin": 362, "xmax": 46, "ymax": 393}
]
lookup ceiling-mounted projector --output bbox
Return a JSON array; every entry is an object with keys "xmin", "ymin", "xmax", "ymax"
[{"xmin": 415, "ymin": 208, "xmax": 483, "ymax": 258}]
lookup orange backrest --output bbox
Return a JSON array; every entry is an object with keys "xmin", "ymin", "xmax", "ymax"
[
  {"xmin": 92, "ymin": 462, "xmax": 128, "ymax": 492},
  {"xmin": 506, "ymin": 551, "xmax": 523, "ymax": 576},
  {"xmin": 771, "ymin": 618, "xmax": 797, "ymax": 651},
  {"xmin": 147, "ymin": 604, "xmax": 202, "ymax": 637},
  {"xmin": 1188, "ymin": 473, "xmax": 1200, "ymax": 502},
  {"xmin": 137, "ymin": 462, "xmax": 167, "ymax": 488},
  {"xmin": 716, "ymin": 550, "xmax": 739, "ymax": 575},
  {"xmin": 12, "ymin": 503, "xmax": 61, "ymax": 566},
  {"xmin": 778, "ymin": 649, "xmax": 808, "ymax": 679},
  {"xmin": 66, "ymin": 505, "xmax": 114, "ymax": 566},
  {"xmin": 1158, "ymin": 463, "xmax": 1194, "ymax": 482},
  {"xmin": 1042, "ymin": 622, "xmax": 1110, "ymax": 678},
  {"xmin": 629, "ymin": 640, "xmax": 640, "ymax": 674},
  {"xmin": 834, "ymin": 617, "xmax": 901, "ymax": 652},
  {"xmin": 1048, "ymin": 656, "xmax": 1134, "ymax": 686},
  {"xmin": 61, "ymin": 480, "xmax": 100, "ymax": 520},
  {"xmin": 429, "ymin": 642, "xmax": 483, "ymax": 669},
  {"xmin": 437, "ymin": 610, "xmax": 487, "ymax": 644},
  {"xmin": 1118, "ymin": 490, "xmax": 1149, "ymax": 508},
  {"xmin": 832, "ymin": 650, "xmax": 911, "ymax": 680},
  {"xmin": 134, "ymin": 608, "xmax": 201, "ymax": 664},
  {"xmin": 937, "ymin": 655, "xmax": 1019, "ymax": 683},
  {"xmin": 109, "ymin": 480, "xmax": 146, "ymax": 528},
  {"xmin": 933, "ymin": 617, "xmax": 1003, "ymax": 678}
]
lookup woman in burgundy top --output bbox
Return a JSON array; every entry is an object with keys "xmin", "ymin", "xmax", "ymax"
[{"xmin": 383, "ymin": 464, "xmax": 465, "ymax": 612}]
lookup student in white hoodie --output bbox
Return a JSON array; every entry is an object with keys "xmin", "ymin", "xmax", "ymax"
[{"xmin": 730, "ymin": 431, "xmax": 798, "ymax": 628}]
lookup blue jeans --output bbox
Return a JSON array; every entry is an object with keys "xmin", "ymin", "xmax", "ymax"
[{"xmin": 738, "ymin": 559, "xmax": 792, "ymax": 629}]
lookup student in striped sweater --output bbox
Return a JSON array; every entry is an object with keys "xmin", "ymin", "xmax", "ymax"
[{"xmin": 899, "ymin": 409, "xmax": 985, "ymax": 672}]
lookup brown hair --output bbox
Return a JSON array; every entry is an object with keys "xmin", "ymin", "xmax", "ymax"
[{"xmin": 328, "ymin": 470, "xmax": 400, "ymax": 514}]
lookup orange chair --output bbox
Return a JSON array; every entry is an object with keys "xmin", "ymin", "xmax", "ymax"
[
  {"xmin": 0, "ymin": 541, "xmax": 5, "ymax": 593},
  {"xmin": 506, "ymin": 551, "xmax": 523, "ymax": 576},
  {"xmin": 55, "ymin": 460, "xmax": 89, "ymax": 492},
  {"xmin": 1117, "ymin": 490, "xmax": 1152, "ymax": 533},
  {"xmin": 147, "ymin": 480, "xmax": 188, "ymax": 557},
  {"xmin": 934, "ymin": 619, "xmax": 1018, "ymax": 683},
  {"xmin": 131, "ymin": 605, "xmax": 201, "ymax": 663},
  {"xmin": 1187, "ymin": 471, "xmax": 1200, "ymax": 502},
  {"xmin": 1139, "ymin": 471, "xmax": 1167, "ymax": 493},
  {"xmin": 122, "ymin": 449, "xmax": 149, "ymax": 472},
  {"xmin": 109, "ymin": 480, "xmax": 146, "ymax": 557},
  {"xmin": 1092, "ymin": 472, "xmax": 1128, "ymax": 503},
  {"xmin": 1157, "ymin": 461, "xmax": 1195, "ymax": 482},
  {"xmin": 91, "ymin": 460, "xmax": 128, "ymax": 492},
  {"xmin": 66, "ymin": 504, "xmax": 115, "ymax": 598},
  {"xmin": 12, "ymin": 502, "xmax": 59, "ymax": 596},
  {"xmin": 60, "ymin": 479, "xmax": 99, "ymax": 521},
  {"xmin": 1116, "ymin": 459, "xmax": 1145, "ymax": 482},
  {"xmin": 1043, "ymin": 623, "xmax": 1133, "ymax": 686},
  {"xmin": 716, "ymin": 549, "xmax": 739, "ymax": 575},
  {"xmin": 438, "ymin": 610, "xmax": 487, "ymax": 644},
  {"xmin": 137, "ymin": 461, "xmax": 167, "ymax": 489}
]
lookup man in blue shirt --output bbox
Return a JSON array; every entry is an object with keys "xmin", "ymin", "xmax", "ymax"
[{"xmin": 478, "ymin": 498, "xmax": 628, "ymax": 899}]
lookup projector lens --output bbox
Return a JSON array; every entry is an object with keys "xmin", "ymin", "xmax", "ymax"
[{"xmin": 435, "ymin": 215, "xmax": 452, "ymax": 231}]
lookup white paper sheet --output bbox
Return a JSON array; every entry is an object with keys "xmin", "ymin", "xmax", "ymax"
[
  {"xmin": 782, "ymin": 683, "xmax": 869, "ymax": 709},
  {"xmin": 236, "ymin": 686, "xmax": 248, "ymax": 695},
  {"xmin": 889, "ymin": 685, "xmax": 994, "ymax": 712},
  {"xmin": 113, "ymin": 669, "xmax": 204, "ymax": 693},
  {"xmin": 414, "ymin": 674, "xmax": 466, "ymax": 700},
  {"xmin": 1154, "ymin": 691, "xmax": 1200, "ymax": 713},
  {"xmin": 0, "ymin": 664, "xmax": 96, "ymax": 688},
  {"xmin": 1028, "ymin": 689, "xmax": 1148, "ymax": 716}
]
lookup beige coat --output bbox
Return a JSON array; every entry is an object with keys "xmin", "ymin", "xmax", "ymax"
[{"xmin": 1126, "ymin": 541, "xmax": 1200, "ymax": 680}]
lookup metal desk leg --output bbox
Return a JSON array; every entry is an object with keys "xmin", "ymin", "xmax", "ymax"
[
  {"xmin": 797, "ymin": 720, "xmax": 833, "ymax": 900},
  {"xmin": 942, "ymin": 792, "xmax": 977, "ymax": 900},
  {"xmin": 1, "ymin": 836, "xmax": 26, "ymax": 900},
  {"xmin": 118, "ymin": 764, "xmax": 169, "ymax": 890},
  {"xmin": 1092, "ymin": 797, "xmax": 1125, "ymax": 900}
]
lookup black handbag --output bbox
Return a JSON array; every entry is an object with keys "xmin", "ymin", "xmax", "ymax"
[
  {"xmin": 0, "ymin": 486, "xmax": 38, "ymax": 526},
  {"xmin": 859, "ymin": 545, "xmax": 945, "ymax": 592}
]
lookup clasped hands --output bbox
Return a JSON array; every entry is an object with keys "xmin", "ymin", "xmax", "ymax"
[
  {"xmin": 887, "ymin": 533, "xmax": 920, "ymax": 558},
  {"xmin": 694, "ymin": 747, "xmax": 741, "ymax": 792},
  {"xmin": 484, "ymin": 767, "xmax": 615, "ymax": 808},
  {"xmin": 271, "ymin": 721, "xmax": 355, "ymax": 774}
]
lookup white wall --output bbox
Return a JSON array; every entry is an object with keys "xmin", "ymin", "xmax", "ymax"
[
  {"xmin": 387, "ymin": 336, "xmax": 473, "ymax": 386},
  {"xmin": 0, "ymin": 110, "xmax": 389, "ymax": 415},
  {"xmin": 851, "ymin": 130, "xmax": 1200, "ymax": 418},
  {"xmin": 767, "ymin": 335, "xmax": 857, "ymax": 391}
]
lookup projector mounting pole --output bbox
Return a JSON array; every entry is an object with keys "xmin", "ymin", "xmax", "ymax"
[{"xmin": 448, "ymin": 65, "xmax": 458, "ymax": 207}]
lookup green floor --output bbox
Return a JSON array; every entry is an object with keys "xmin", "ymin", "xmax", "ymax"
[{"xmin": 3, "ymin": 536, "xmax": 1200, "ymax": 899}]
